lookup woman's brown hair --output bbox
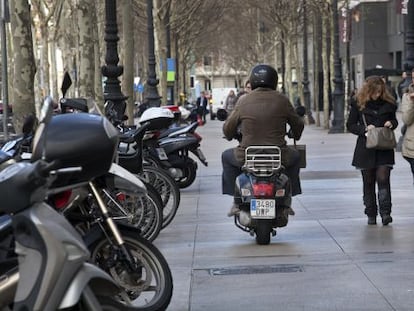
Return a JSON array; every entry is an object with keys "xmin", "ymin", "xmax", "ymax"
[{"xmin": 356, "ymin": 75, "xmax": 396, "ymax": 110}]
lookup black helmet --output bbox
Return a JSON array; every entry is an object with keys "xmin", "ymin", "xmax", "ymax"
[{"xmin": 249, "ymin": 64, "xmax": 278, "ymax": 90}]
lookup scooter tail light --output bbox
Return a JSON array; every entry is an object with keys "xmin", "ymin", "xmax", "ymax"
[
  {"xmin": 252, "ymin": 183, "xmax": 274, "ymax": 197},
  {"xmin": 53, "ymin": 190, "xmax": 73, "ymax": 209}
]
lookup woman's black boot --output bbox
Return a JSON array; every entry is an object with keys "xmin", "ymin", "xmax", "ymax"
[
  {"xmin": 378, "ymin": 189, "xmax": 392, "ymax": 226},
  {"xmin": 367, "ymin": 216, "xmax": 377, "ymax": 225},
  {"xmin": 381, "ymin": 214, "xmax": 393, "ymax": 226}
]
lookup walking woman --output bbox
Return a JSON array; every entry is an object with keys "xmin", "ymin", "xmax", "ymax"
[
  {"xmin": 346, "ymin": 76, "xmax": 398, "ymax": 225},
  {"xmin": 402, "ymin": 83, "xmax": 414, "ymax": 184}
]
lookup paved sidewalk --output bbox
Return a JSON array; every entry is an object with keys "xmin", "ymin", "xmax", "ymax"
[{"xmin": 154, "ymin": 117, "xmax": 414, "ymax": 311}]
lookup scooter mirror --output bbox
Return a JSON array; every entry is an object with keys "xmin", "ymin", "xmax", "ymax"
[
  {"xmin": 61, "ymin": 72, "xmax": 72, "ymax": 98},
  {"xmin": 295, "ymin": 105, "xmax": 306, "ymax": 117},
  {"xmin": 216, "ymin": 108, "xmax": 228, "ymax": 121}
]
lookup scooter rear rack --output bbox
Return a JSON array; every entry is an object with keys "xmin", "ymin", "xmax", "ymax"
[{"xmin": 242, "ymin": 146, "xmax": 281, "ymax": 177}]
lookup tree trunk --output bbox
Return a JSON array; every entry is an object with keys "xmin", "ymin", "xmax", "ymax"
[
  {"xmin": 154, "ymin": 0, "xmax": 168, "ymax": 105},
  {"xmin": 9, "ymin": 0, "xmax": 36, "ymax": 133},
  {"xmin": 312, "ymin": 9, "xmax": 321, "ymax": 127},
  {"xmin": 77, "ymin": 0, "xmax": 95, "ymax": 98}
]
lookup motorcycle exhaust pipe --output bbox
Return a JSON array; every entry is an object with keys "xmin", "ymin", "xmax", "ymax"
[{"xmin": 0, "ymin": 268, "xmax": 18, "ymax": 307}]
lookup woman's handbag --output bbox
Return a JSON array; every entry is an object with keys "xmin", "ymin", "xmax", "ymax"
[
  {"xmin": 288, "ymin": 140, "xmax": 306, "ymax": 168},
  {"xmin": 362, "ymin": 114, "xmax": 397, "ymax": 150}
]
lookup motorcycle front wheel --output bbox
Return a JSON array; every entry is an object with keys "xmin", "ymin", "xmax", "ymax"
[{"xmin": 89, "ymin": 230, "xmax": 173, "ymax": 311}]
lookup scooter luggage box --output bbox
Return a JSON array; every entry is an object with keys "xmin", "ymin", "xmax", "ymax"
[
  {"xmin": 31, "ymin": 113, "xmax": 119, "ymax": 187},
  {"xmin": 139, "ymin": 107, "xmax": 174, "ymax": 130}
]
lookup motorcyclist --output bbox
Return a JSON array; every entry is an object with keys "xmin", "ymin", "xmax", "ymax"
[{"xmin": 221, "ymin": 64, "xmax": 304, "ymax": 216}]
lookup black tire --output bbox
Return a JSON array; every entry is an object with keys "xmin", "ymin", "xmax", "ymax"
[
  {"xmin": 69, "ymin": 286, "xmax": 149, "ymax": 311},
  {"xmin": 139, "ymin": 165, "xmax": 181, "ymax": 229},
  {"xmin": 105, "ymin": 182, "xmax": 163, "ymax": 242},
  {"xmin": 176, "ymin": 159, "xmax": 197, "ymax": 189},
  {"xmin": 255, "ymin": 220, "xmax": 272, "ymax": 245},
  {"xmin": 89, "ymin": 230, "xmax": 173, "ymax": 311}
]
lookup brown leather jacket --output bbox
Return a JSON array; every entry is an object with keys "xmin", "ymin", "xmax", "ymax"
[{"xmin": 223, "ymin": 87, "xmax": 304, "ymax": 163}]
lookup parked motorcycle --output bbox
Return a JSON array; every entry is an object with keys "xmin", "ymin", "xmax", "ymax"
[
  {"xmin": 140, "ymin": 107, "xmax": 208, "ymax": 188},
  {"xmin": 0, "ymin": 97, "xmax": 173, "ymax": 310},
  {"xmin": 104, "ymin": 100, "xmax": 181, "ymax": 229},
  {"xmin": 1, "ymin": 108, "xmax": 164, "ymax": 242},
  {"xmin": 0, "ymin": 98, "xmax": 131, "ymax": 310}
]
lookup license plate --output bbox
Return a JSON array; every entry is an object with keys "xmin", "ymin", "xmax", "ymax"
[
  {"xmin": 250, "ymin": 199, "xmax": 275, "ymax": 219},
  {"xmin": 156, "ymin": 147, "xmax": 168, "ymax": 160}
]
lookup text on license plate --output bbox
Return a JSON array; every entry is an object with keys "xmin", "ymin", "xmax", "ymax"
[{"xmin": 250, "ymin": 199, "xmax": 275, "ymax": 219}]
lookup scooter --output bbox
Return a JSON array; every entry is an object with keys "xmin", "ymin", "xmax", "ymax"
[
  {"xmin": 0, "ymin": 98, "xmax": 128, "ymax": 310},
  {"xmin": 233, "ymin": 146, "xmax": 293, "ymax": 245},
  {"xmin": 140, "ymin": 107, "xmax": 208, "ymax": 188},
  {"xmin": 0, "ymin": 97, "xmax": 173, "ymax": 310},
  {"xmin": 217, "ymin": 105, "xmax": 306, "ymax": 245}
]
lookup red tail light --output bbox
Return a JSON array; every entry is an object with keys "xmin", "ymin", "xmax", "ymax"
[
  {"xmin": 252, "ymin": 183, "xmax": 274, "ymax": 196},
  {"xmin": 53, "ymin": 190, "xmax": 72, "ymax": 209}
]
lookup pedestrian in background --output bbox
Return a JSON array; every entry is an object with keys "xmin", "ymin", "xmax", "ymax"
[
  {"xmin": 381, "ymin": 75, "xmax": 398, "ymax": 101},
  {"xmin": 234, "ymin": 80, "xmax": 251, "ymax": 105},
  {"xmin": 397, "ymin": 71, "xmax": 408, "ymax": 101},
  {"xmin": 224, "ymin": 89, "xmax": 237, "ymax": 114},
  {"xmin": 401, "ymin": 83, "xmax": 414, "ymax": 185},
  {"xmin": 196, "ymin": 91, "xmax": 208, "ymax": 124},
  {"xmin": 346, "ymin": 75, "xmax": 398, "ymax": 226}
]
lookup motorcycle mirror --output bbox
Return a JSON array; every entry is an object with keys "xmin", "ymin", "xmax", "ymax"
[
  {"xmin": 61, "ymin": 72, "xmax": 72, "ymax": 98},
  {"xmin": 295, "ymin": 105, "xmax": 306, "ymax": 117},
  {"xmin": 216, "ymin": 108, "xmax": 228, "ymax": 121}
]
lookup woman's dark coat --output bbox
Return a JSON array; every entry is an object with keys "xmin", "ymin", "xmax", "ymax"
[{"xmin": 346, "ymin": 100, "xmax": 398, "ymax": 169}]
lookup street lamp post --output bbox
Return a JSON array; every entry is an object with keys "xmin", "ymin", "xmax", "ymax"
[
  {"xmin": 101, "ymin": 0, "xmax": 126, "ymax": 121},
  {"xmin": 302, "ymin": 0, "xmax": 315, "ymax": 124},
  {"xmin": 145, "ymin": 0, "xmax": 161, "ymax": 107},
  {"xmin": 329, "ymin": 0, "xmax": 345, "ymax": 133}
]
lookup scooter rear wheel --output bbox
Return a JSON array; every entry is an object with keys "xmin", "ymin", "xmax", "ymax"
[
  {"xmin": 176, "ymin": 159, "xmax": 197, "ymax": 188},
  {"xmin": 255, "ymin": 220, "xmax": 273, "ymax": 245}
]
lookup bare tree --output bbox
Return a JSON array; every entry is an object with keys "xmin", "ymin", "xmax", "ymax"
[{"xmin": 9, "ymin": 0, "xmax": 36, "ymax": 132}]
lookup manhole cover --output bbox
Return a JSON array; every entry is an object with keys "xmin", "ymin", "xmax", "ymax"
[{"xmin": 209, "ymin": 264, "xmax": 304, "ymax": 276}]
